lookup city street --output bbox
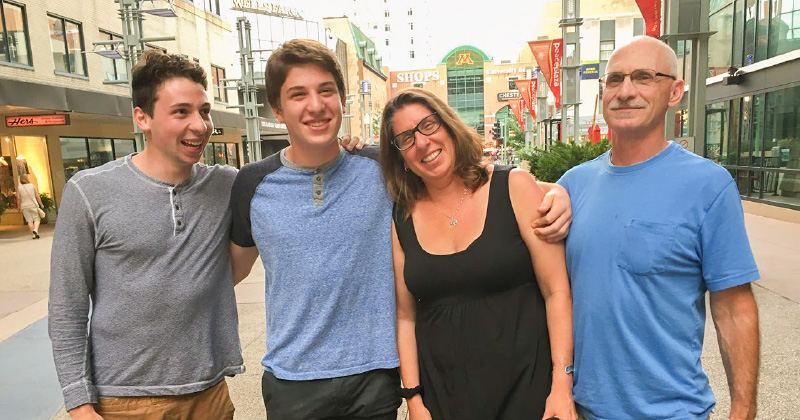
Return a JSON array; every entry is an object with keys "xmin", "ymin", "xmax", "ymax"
[{"xmin": 0, "ymin": 212, "xmax": 798, "ymax": 420}]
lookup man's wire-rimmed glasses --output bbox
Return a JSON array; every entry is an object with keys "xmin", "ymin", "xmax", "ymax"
[
  {"xmin": 392, "ymin": 112, "xmax": 441, "ymax": 151},
  {"xmin": 599, "ymin": 69, "xmax": 677, "ymax": 89}
]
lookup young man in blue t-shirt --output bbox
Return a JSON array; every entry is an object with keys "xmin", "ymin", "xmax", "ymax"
[{"xmin": 558, "ymin": 36, "xmax": 760, "ymax": 420}]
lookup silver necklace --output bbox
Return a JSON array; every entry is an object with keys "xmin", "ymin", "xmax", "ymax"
[{"xmin": 432, "ymin": 188, "xmax": 468, "ymax": 226}]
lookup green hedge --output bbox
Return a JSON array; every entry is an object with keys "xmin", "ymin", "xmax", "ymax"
[{"xmin": 520, "ymin": 140, "xmax": 611, "ymax": 183}]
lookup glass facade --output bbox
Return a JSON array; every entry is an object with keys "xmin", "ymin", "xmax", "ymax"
[
  {"xmin": 60, "ymin": 137, "xmax": 136, "ymax": 181},
  {"xmin": 0, "ymin": 0, "xmax": 31, "ymax": 66},
  {"xmin": 446, "ymin": 48, "xmax": 485, "ymax": 135},
  {"xmin": 708, "ymin": 0, "xmax": 800, "ymax": 75},
  {"xmin": 705, "ymin": 85, "xmax": 800, "ymax": 209},
  {"xmin": 202, "ymin": 142, "xmax": 239, "ymax": 168}
]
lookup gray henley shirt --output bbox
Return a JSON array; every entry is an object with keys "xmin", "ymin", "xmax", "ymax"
[{"xmin": 49, "ymin": 155, "xmax": 244, "ymax": 411}]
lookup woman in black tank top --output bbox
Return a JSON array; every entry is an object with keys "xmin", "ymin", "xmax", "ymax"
[{"xmin": 377, "ymin": 89, "xmax": 576, "ymax": 420}]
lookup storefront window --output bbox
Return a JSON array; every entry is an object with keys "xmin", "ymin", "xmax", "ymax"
[
  {"xmin": 706, "ymin": 101, "xmax": 729, "ymax": 164},
  {"xmin": 764, "ymin": 85, "xmax": 800, "ymax": 206},
  {"xmin": 60, "ymin": 137, "xmax": 136, "ymax": 181},
  {"xmin": 202, "ymin": 142, "xmax": 239, "ymax": 168},
  {"xmin": 0, "ymin": 1, "xmax": 32, "ymax": 66}
]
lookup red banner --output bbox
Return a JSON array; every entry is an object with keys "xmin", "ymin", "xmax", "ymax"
[
  {"xmin": 509, "ymin": 98, "xmax": 525, "ymax": 132},
  {"xmin": 528, "ymin": 39, "xmax": 562, "ymax": 108},
  {"xmin": 514, "ymin": 79, "xmax": 538, "ymax": 120},
  {"xmin": 635, "ymin": 0, "xmax": 661, "ymax": 37}
]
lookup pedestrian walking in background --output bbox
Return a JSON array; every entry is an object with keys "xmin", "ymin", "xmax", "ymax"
[
  {"xmin": 559, "ymin": 36, "xmax": 760, "ymax": 420},
  {"xmin": 17, "ymin": 173, "xmax": 44, "ymax": 239},
  {"xmin": 49, "ymin": 50, "xmax": 243, "ymax": 420},
  {"xmin": 380, "ymin": 89, "xmax": 576, "ymax": 420}
]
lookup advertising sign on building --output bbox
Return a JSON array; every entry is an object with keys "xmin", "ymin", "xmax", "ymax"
[
  {"xmin": 514, "ymin": 79, "xmax": 537, "ymax": 120},
  {"xmin": 395, "ymin": 71, "xmax": 440, "ymax": 83},
  {"xmin": 528, "ymin": 39, "xmax": 563, "ymax": 108},
  {"xmin": 231, "ymin": 0, "xmax": 304, "ymax": 19},
  {"xmin": 6, "ymin": 114, "xmax": 70, "ymax": 127},
  {"xmin": 497, "ymin": 92, "xmax": 522, "ymax": 102},
  {"xmin": 581, "ymin": 62, "xmax": 600, "ymax": 80}
]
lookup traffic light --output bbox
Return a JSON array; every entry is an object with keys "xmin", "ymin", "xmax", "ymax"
[{"xmin": 492, "ymin": 121, "xmax": 501, "ymax": 141}]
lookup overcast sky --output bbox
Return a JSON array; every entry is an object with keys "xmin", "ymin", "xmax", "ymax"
[{"xmin": 285, "ymin": 0, "xmax": 549, "ymax": 63}]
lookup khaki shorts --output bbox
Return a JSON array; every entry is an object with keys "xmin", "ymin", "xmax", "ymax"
[
  {"xmin": 95, "ymin": 379, "xmax": 234, "ymax": 420},
  {"xmin": 21, "ymin": 208, "xmax": 40, "ymax": 223}
]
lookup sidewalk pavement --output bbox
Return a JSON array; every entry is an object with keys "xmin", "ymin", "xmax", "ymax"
[{"xmin": 0, "ymin": 213, "xmax": 797, "ymax": 419}]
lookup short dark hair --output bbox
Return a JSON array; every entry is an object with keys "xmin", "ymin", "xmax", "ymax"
[
  {"xmin": 379, "ymin": 88, "xmax": 489, "ymax": 219},
  {"xmin": 131, "ymin": 50, "xmax": 207, "ymax": 117},
  {"xmin": 265, "ymin": 39, "xmax": 346, "ymax": 110}
]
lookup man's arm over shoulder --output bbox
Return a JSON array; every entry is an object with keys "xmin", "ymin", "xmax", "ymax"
[{"xmin": 48, "ymin": 180, "xmax": 99, "ymax": 412}]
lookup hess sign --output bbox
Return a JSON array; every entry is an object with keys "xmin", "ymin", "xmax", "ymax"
[{"xmin": 6, "ymin": 114, "xmax": 70, "ymax": 127}]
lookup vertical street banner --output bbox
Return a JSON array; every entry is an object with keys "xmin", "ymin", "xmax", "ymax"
[
  {"xmin": 509, "ymin": 98, "xmax": 525, "ymax": 132},
  {"xmin": 528, "ymin": 39, "xmax": 563, "ymax": 108},
  {"xmin": 514, "ymin": 79, "xmax": 537, "ymax": 120},
  {"xmin": 635, "ymin": 0, "xmax": 661, "ymax": 37}
]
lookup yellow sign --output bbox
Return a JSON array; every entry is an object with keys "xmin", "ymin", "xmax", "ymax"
[{"xmin": 456, "ymin": 53, "xmax": 474, "ymax": 66}]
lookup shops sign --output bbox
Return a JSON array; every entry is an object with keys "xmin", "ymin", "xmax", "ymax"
[
  {"xmin": 395, "ymin": 71, "xmax": 440, "ymax": 83},
  {"xmin": 497, "ymin": 92, "xmax": 522, "ymax": 102},
  {"xmin": 231, "ymin": 0, "xmax": 304, "ymax": 19},
  {"xmin": 6, "ymin": 114, "xmax": 70, "ymax": 127}
]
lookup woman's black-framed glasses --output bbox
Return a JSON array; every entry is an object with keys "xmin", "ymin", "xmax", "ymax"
[
  {"xmin": 599, "ymin": 69, "xmax": 676, "ymax": 89},
  {"xmin": 392, "ymin": 112, "xmax": 441, "ymax": 151}
]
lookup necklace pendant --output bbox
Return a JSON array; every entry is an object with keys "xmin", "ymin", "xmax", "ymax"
[{"xmin": 450, "ymin": 218, "xmax": 458, "ymax": 226}]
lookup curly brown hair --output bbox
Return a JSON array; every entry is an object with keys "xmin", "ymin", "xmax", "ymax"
[
  {"xmin": 131, "ymin": 50, "xmax": 207, "ymax": 117},
  {"xmin": 265, "ymin": 39, "xmax": 346, "ymax": 111},
  {"xmin": 379, "ymin": 88, "xmax": 489, "ymax": 219}
]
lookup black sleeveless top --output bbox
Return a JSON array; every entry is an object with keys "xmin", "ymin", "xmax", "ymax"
[{"xmin": 394, "ymin": 166, "xmax": 552, "ymax": 420}]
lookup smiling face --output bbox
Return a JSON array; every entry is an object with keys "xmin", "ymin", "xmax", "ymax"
[
  {"xmin": 393, "ymin": 103, "xmax": 456, "ymax": 183},
  {"xmin": 273, "ymin": 64, "xmax": 345, "ymax": 158},
  {"xmin": 602, "ymin": 37, "xmax": 684, "ymax": 139},
  {"xmin": 134, "ymin": 77, "xmax": 213, "ymax": 169}
]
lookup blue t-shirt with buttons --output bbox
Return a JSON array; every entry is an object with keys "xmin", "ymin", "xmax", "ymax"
[
  {"xmin": 558, "ymin": 142, "xmax": 759, "ymax": 420},
  {"xmin": 230, "ymin": 146, "xmax": 398, "ymax": 380}
]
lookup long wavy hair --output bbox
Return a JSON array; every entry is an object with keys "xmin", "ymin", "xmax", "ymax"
[{"xmin": 379, "ymin": 88, "xmax": 488, "ymax": 219}]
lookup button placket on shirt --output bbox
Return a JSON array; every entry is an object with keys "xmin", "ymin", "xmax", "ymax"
[
  {"xmin": 172, "ymin": 188, "xmax": 185, "ymax": 232},
  {"xmin": 312, "ymin": 168, "xmax": 324, "ymax": 206}
]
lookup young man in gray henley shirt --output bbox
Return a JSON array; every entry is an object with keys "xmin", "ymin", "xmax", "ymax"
[{"xmin": 49, "ymin": 51, "xmax": 244, "ymax": 420}]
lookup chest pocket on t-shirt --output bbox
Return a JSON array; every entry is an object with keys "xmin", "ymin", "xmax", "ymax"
[{"xmin": 617, "ymin": 219, "xmax": 678, "ymax": 275}]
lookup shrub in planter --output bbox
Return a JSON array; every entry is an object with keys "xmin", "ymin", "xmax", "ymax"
[{"xmin": 520, "ymin": 140, "xmax": 611, "ymax": 183}]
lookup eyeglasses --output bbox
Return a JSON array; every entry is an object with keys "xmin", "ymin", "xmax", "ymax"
[
  {"xmin": 599, "ymin": 69, "xmax": 677, "ymax": 89},
  {"xmin": 392, "ymin": 112, "xmax": 441, "ymax": 151}
]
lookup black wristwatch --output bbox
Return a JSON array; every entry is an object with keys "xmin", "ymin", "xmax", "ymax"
[{"xmin": 396, "ymin": 385, "xmax": 424, "ymax": 399}]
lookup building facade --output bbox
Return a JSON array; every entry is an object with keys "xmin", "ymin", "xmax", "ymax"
[
  {"xmin": 704, "ymin": 0, "xmax": 800, "ymax": 211},
  {"xmin": 389, "ymin": 45, "xmax": 538, "ymax": 149},
  {"xmin": 0, "ymin": 0, "xmax": 246, "ymax": 226},
  {"xmin": 325, "ymin": 16, "xmax": 388, "ymax": 142}
]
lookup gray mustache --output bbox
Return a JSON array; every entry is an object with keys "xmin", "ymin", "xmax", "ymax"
[{"xmin": 609, "ymin": 101, "xmax": 646, "ymax": 110}]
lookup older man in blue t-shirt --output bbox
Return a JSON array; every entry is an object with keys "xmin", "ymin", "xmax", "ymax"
[{"xmin": 558, "ymin": 37, "xmax": 760, "ymax": 420}]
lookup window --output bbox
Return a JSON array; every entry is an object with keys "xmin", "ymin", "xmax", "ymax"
[
  {"xmin": 49, "ymin": 15, "xmax": 87, "ymax": 76},
  {"xmin": 410, "ymin": 50, "xmax": 415, "ymax": 58},
  {"xmin": 59, "ymin": 137, "xmax": 137, "ymax": 181},
  {"xmin": 508, "ymin": 76, "xmax": 519, "ymax": 90},
  {"xmin": 410, "ymin": 37, "xmax": 414, "ymax": 45},
  {"xmin": 769, "ymin": 0, "xmax": 800, "ymax": 58},
  {"xmin": 99, "ymin": 31, "xmax": 127, "ymax": 82},
  {"xmin": 202, "ymin": 142, "xmax": 239, "ymax": 168},
  {"xmin": 0, "ymin": 0, "xmax": 32, "ymax": 66},
  {"xmin": 385, "ymin": 10, "xmax": 390, "ymax": 17},
  {"xmin": 410, "ymin": 23, "xmax": 414, "ymax": 30},
  {"xmin": 599, "ymin": 40, "xmax": 615, "ymax": 60},
  {"xmin": 633, "ymin": 17, "xmax": 645, "ymax": 36},
  {"xmin": 708, "ymin": 4, "xmax": 734, "ymax": 76},
  {"xmin": 385, "ymin": 39, "xmax": 389, "ymax": 46},
  {"xmin": 408, "ymin": 8, "xmax": 413, "ymax": 16},
  {"xmin": 206, "ymin": 0, "xmax": 220, "ymax": 15},
  {"xmin": 385, "ymin": 24, "xmax": 390, "ymax": 31},
  {"xmin": 211, "ymin": 65, "xmax": 227, "ymax": 103}
]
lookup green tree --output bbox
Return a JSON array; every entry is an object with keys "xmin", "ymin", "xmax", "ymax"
[{"xmin": 520, "ymin": 140, "xmax": 611, "ymax": 182}]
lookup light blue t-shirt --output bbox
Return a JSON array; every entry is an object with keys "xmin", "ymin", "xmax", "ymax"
[
  {"xmin": 230, "ymin": 147, "xmax": 399, "ymax": 380},
  {"xmin": 558, "ymin": 142, "xmax": 759, "ymax": 420}
]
